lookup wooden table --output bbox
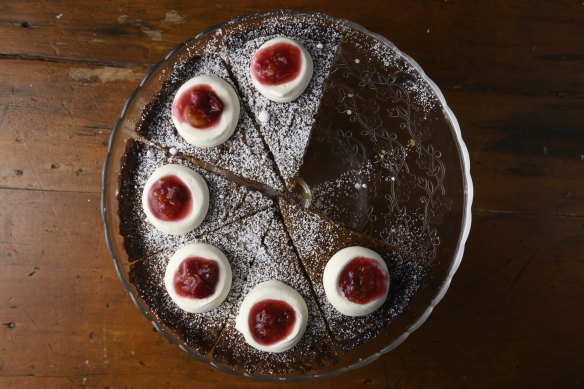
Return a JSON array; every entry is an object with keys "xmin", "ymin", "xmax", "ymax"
[{"xmin": 1, "ymin": 1, "xmax": 583, "ymax": 387}]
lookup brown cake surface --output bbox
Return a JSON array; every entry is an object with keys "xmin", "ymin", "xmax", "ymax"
[
  {"xmin": 212, "ymin": 216, "xmax": 339, "ymax": 374},
  {"xmin": 129, "ymin": 209, "xmax": 275, "ymax": 354},
  {"xmin": 279, "ymin": 198, "xmax": 423, "ymax": 351},
  {"xmin": 118, "ymin": 139, "xmax": 273, "ymax": 262},
  {"xmin": 136, "ymin": 54, "xmax": 284, "ymax": 191},
  {"xmin": 116, "ymin": 11, "xmax": 463, "ymax": 378}
]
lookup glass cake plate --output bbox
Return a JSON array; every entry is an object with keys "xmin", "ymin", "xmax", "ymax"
[{"xmin": 102, "ymin": 10, "xmax": 473, "ymax": 381}]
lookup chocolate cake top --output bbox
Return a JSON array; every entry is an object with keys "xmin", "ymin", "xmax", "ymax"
[
  {"xmin": 116, "ymin": 11, "xmax": 459, "ymax": 377},
  {"xmin": 118, "ymin": 140, "xmax": 273, "ymax": 262}
]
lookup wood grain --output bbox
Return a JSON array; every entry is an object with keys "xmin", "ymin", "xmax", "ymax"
[
  {"xmin": 1, "ymin": 1, "xmax": 582, "ymax": 94},
  {"xmin": 0, "ymin": 59, "xmax": 145, "ymax": 193},
  {"xmin": 0, "ymin": 0, "xmax": 583, "ymax": 387}
]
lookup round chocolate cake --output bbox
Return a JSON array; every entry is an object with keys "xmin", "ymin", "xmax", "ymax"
[{"xmin": 111, "ymin": 10, "xmax": 470, "ymax": 379}]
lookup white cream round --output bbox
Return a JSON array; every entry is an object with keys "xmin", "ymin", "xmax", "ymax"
[
  {"xmin": 250, "ymin": 37, "xmax": 313, "ymax": 103},
  {"xmin": 164, "ymin": 243, "xmax": 232, "ymax": 313},
  {"xmin": 141, "ymin": 164, "xmax": 209, "ymax": 235},
  {"xmin": 323, "ymin": 246, "xmax": 390, "ymax": 317},
  {"xmin": 235, "ymin": 280, "xmax": 308, "ymax": 353},
  {"xmin": 171, "ymin": 75, "xmax": 240, "ymax": 148}
]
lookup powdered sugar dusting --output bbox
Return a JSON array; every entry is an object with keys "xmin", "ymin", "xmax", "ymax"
[
  {"xmin": 118, "ymin": 140, "xmax": 273, "ymax": 261},
  {"xmin": 338, "ymin": 27, "xmax": 438, "ymax": 112},
  {"xmin": 138, "ymin": 54, "xmax": 284, "ymax": 191},
  {"xmin": 220, "ymin": 15, "xmax": 342, "ymax": 185},
  {"xmin": 212, "ymin": 217, "xmax": 338, "ymax": 375},
  {"xmin": 129, "ymin": 209, "xmax": 275, "ymax": 354},
  {"xmin": 280, "ymin": 198, "xmax": 423, "ymax": 351},
  {"xmin": 117, "ymin": 11, "xmax": 452, "ymax": 373}
]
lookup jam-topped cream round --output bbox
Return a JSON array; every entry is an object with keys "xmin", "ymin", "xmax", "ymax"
[
  {"xmin": 323, "ymin": 246, "xmax": 390, "ymax": 317},
  {"xmin": 141, "ymin": 164, "xmax": 209, "ymax": 235},
  {"xmin": 171, "ymin": 75, "xmax": 240, "ymax": 148},
  {"xmin": 164, "ymin": 243, "xmax": 232, "ymax": 313},
  {"xmin": 235, "ymin": 280, "xmax": 308, "ymax": 353},
  {"xmin": 250, "ymin": 37, "xmax": 313, "ymax": 103}
]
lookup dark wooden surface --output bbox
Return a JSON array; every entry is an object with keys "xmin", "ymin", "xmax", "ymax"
[{"xmin": 1, "ymin": 1, "xmax": 583, "ymax": 388}]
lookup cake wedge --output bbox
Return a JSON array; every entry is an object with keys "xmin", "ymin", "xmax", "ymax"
[
  {"xmin": 279, "ymin": 197, "xmax": 423, "ymax": 351},
  {"xmin": 128, "ymin": 209, "xmax": 274, "ymax": 355},
  {"xmin": 136, "ymin": 53, "xmax": 284, "ymax": 192},
  {"xmin": 118, "ymin": 139, "xmax": 273, "ymax": 262},
  {"xmin": 212, "ymin": 216, "xmax": 339, "ymax": 375}
]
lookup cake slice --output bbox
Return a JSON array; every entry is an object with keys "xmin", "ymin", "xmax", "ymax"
[
  {"xmin": 136, "ymin": 53, "xmax": 284, "ymax": 192},
  {"xmin": 279, "ymin": 197, "xmax": 423, "ymax": 352},
  {"xmin": 212, "ymin": 216, "xmax": 339, "ymax": 375},
  {"xmin": 220, "ymin": 13, "xmax": 342, "ymax": 187},
  {"xmin": 129, "ymin": 209, "xmax": 274, "ymax": 355},
  {"xmin": 118, "ymin": 139, "xmax": 273, "ymax": 262}
]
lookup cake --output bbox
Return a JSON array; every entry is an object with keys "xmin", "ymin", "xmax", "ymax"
[
  {"xmin": 279, "ymin": 198, "xmax": 423, "ymax": 352},
  {"xmin": 211, "ymin": 216, "xmax": 339, "ymax": 374},
  {"xmin": 136, "ymin": 54, "xmax": 285, "ymax": 192},
  {"xmin": 129, "ymin": 209, "xmax": 275, "ymax": 354},
  {"xmin": 116, "ymin": 11, "xmax": 463, "ymax": 377},
  {"xmin": 118, "ymin": 140, "xmax": 273, "ymax": 262}
]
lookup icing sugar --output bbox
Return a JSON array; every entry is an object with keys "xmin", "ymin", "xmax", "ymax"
[
  {"xmin": 280, "ymin": 198, "xmax": 424, "ymax": 351},
  {"xmin": 220, "ymin": 16, "xmax": 342, "ymax": 185},
  {"xmin": 129, "ymin": 209, "xmax": 275, "ymax": 354},
  {"xmin": 119, "ymin": 11, "xmax": 449, "ymax": 373},
  {"xmin": 138, "ymin": 54, "xmax": 284, "ymax": 191},
  {"xmin": 119, "ymin": 140, "xmax": 273, "ymax": 261}
]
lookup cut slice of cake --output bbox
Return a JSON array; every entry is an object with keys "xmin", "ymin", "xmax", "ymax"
[
  {"xmin": 136, "ymin": 53, "xmax": 284, "ymax": 192},
  {"xmin": 219, "ymin": 14, "xmax": 342, "ymax": 187},
  {"xmin": 129, "ymin": 209, "xmax": 274, "ymax": 355},
  {"xmin": 279, "ymin": 197, "xmax": 423, "ymax": 352},
  {"xmin": 212, "ymin": 215, "xmax": 339, "ymax": 375},
  {"xmin": 118, "ymin": 139, "xmax": 273, "ymax": 262}
]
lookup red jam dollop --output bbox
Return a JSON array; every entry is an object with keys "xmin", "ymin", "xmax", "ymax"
[
  {"xmin": 251, "ymin": 42, "xmax": 301, "ymax": 85},
  {"xmin": 339, "ymin": 257, "xmax": 388, "ymax": 304},
  {"xmin": 173, "ymin": 85, "xmax": 224, "ymax": 129},
  {"xmin": 147, "ymin": 175, "xmax": 192, "ymax": 221},
  {"xmin": 249, "ymin": 299, "xmax": 296, "ymax": 345},
  {"xmin": 174, "ymin": 256, "xmax": 220, "ymax": 299}
]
